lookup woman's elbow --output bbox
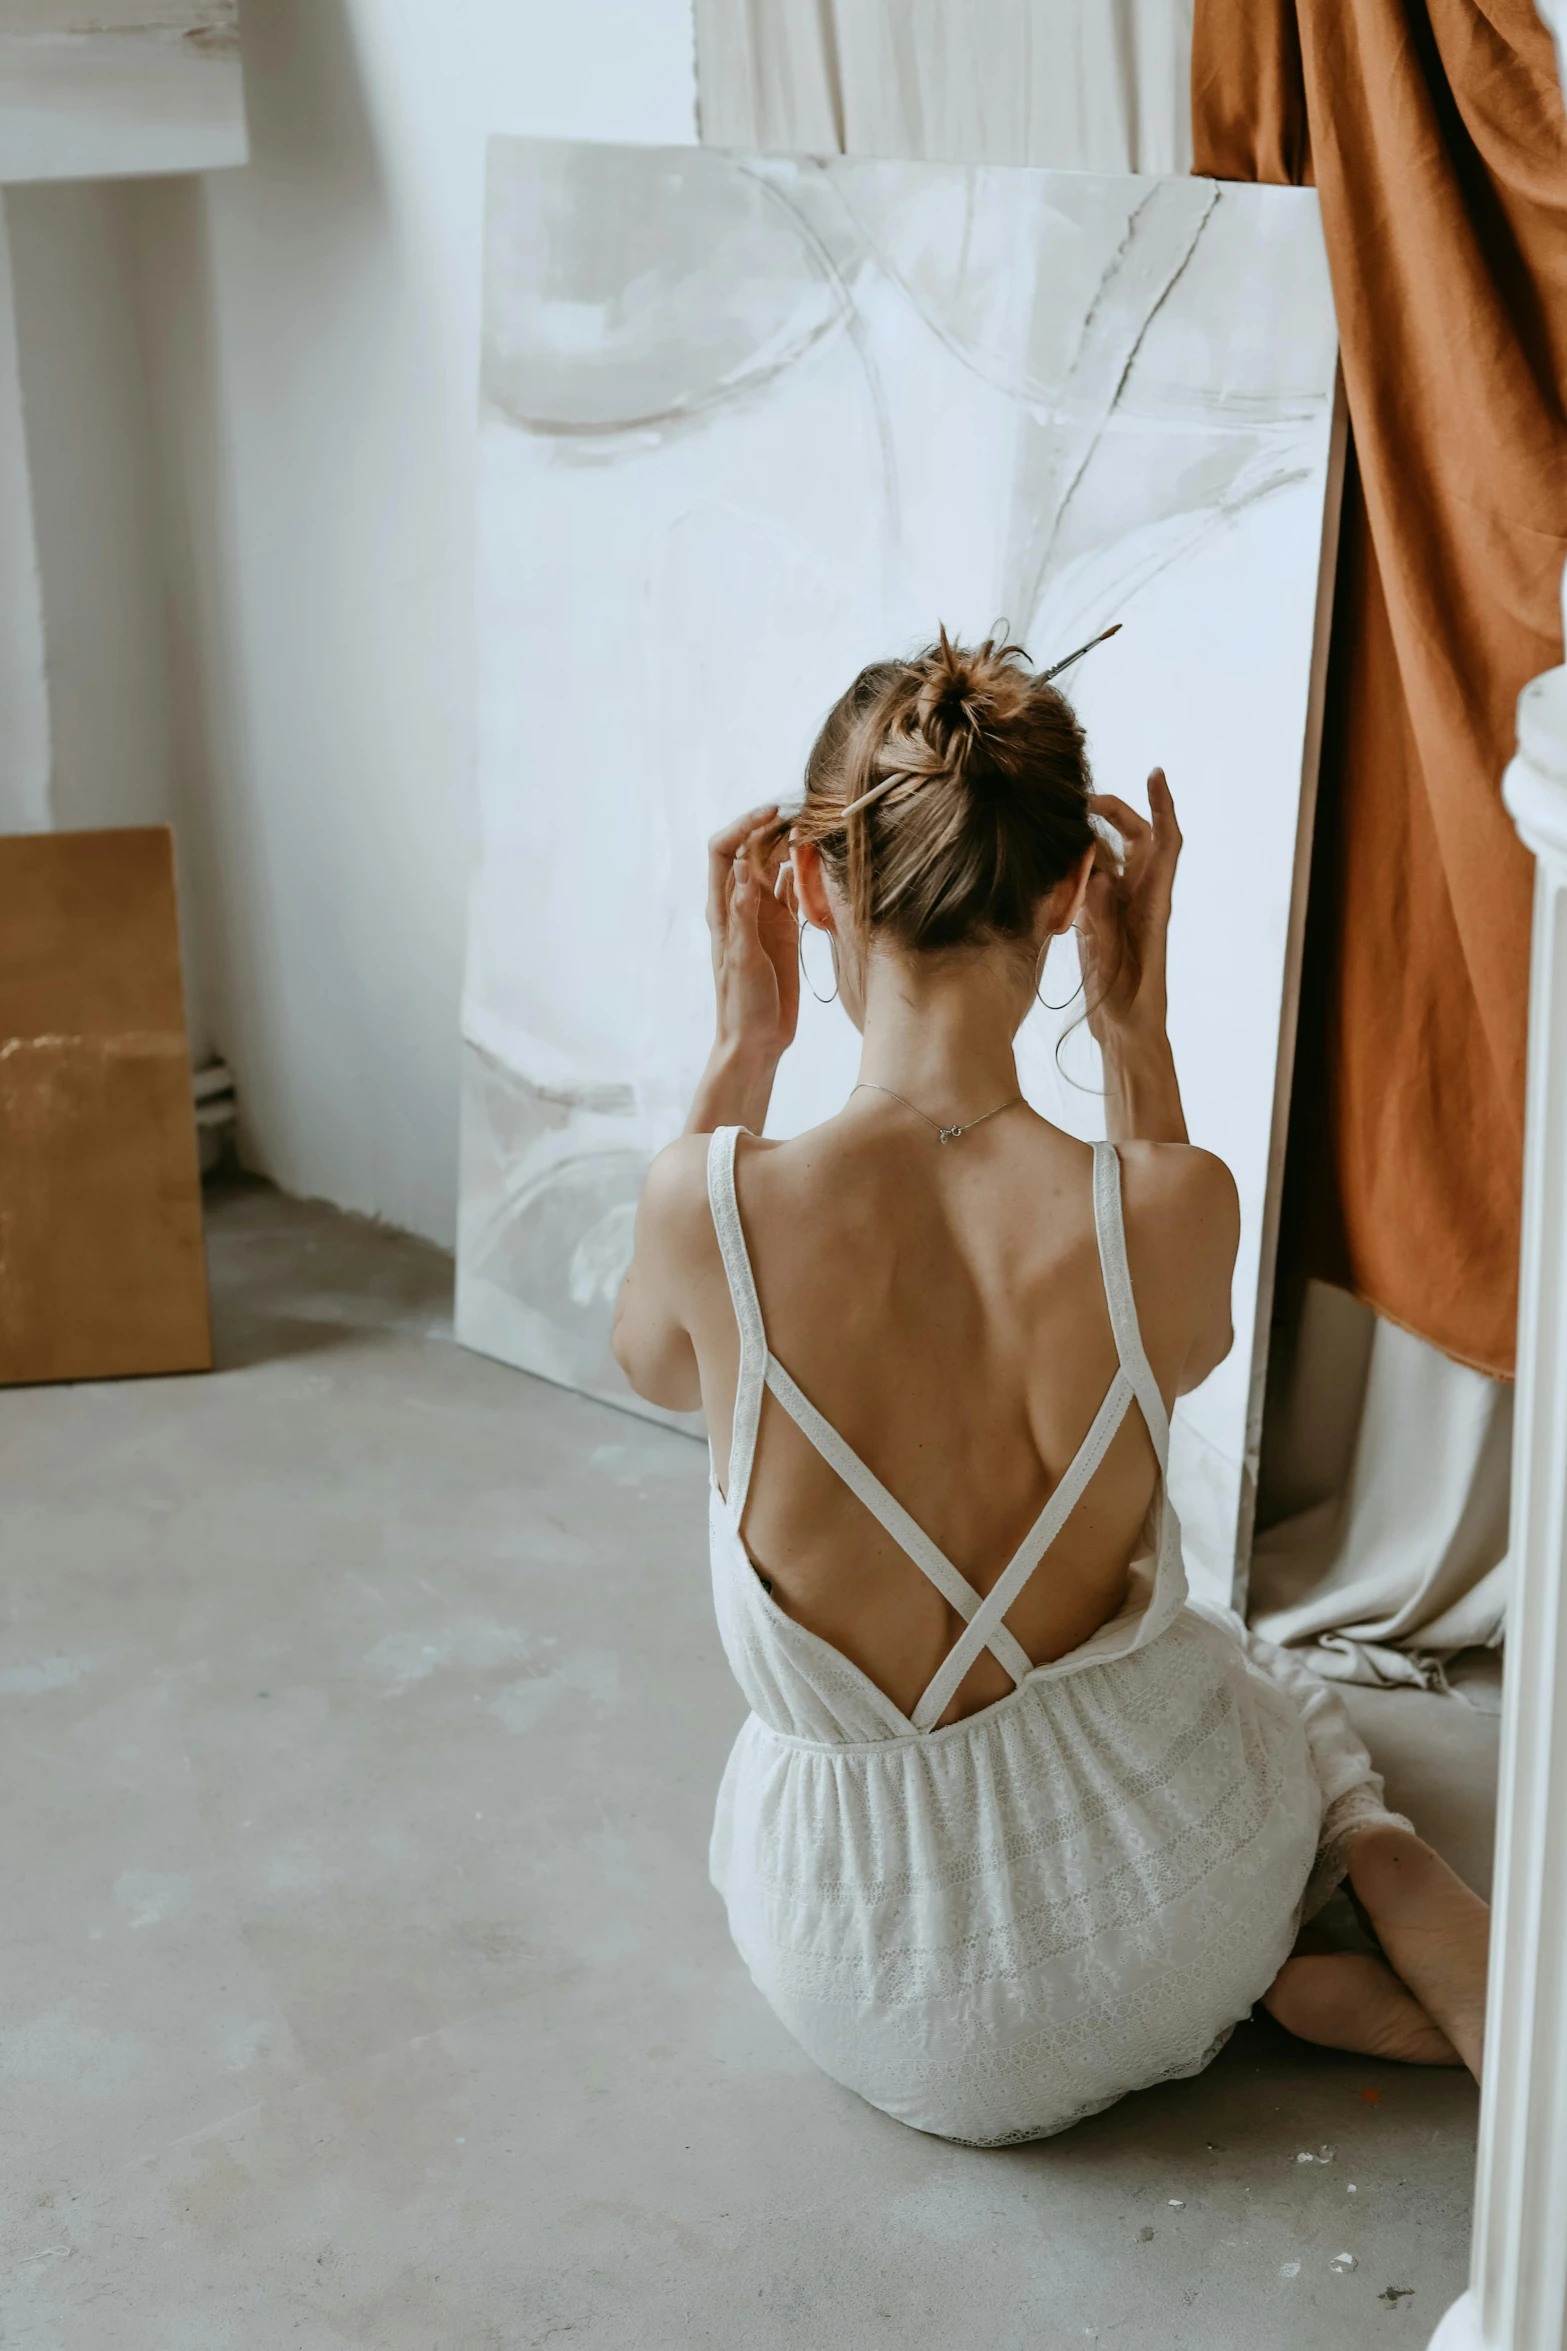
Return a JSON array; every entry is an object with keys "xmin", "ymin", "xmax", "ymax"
[
  {"xmin": 1184, "ymin": 1319, "xmax": 1234, "ymax": 1396},
  {"xmin": 612, "ymin": 1290, "xmax": 700, "ymax": 1413},
  {"xmin": 609, "ymin": 1300, "xmax": 634, "ymax": 1383},
  {"xmin": 609, "ymin": 1288, "xmax": 650, "ymax": 1393}
]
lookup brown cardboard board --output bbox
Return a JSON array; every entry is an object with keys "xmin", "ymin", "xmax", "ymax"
[{"xmin": 0, "ymin": 827, "xmax": 211, "ymax": 1384}]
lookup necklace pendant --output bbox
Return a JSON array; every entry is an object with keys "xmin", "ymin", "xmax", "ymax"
[{"xmin": 939, "ymin": 1125, "xmax": 961, "ymax": 1143}]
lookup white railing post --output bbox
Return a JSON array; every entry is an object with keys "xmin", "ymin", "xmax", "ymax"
[
  {"xmin": 1429, "ymin": 17, "xmax": 1567, "ymax": 2344},
  {"xmin": 1430, "ymin": 661, "xmax": 1567, "ymax": 2351}
]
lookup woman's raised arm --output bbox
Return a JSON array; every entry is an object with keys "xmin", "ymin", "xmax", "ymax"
[
  {"xmin": 682, "ymin": 805, "xmax": 798, "ymax": 1136},
  {"xmin": 1079, "ymin": 768, "xmax": 1189, "ymax": 1147},
  {"xmin": 613, "ymin": 804, "xmax": 799, "ymax": 1409}
]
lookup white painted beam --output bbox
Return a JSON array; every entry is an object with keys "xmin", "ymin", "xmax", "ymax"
[
  {"xmin": 1430, "ymin": 655, "xmax": 1567, "ymax": 2347},
  {"xmin": 0, "ymin": 3, "xmax": 246, "ymax": 186},
  {"xmin": 1429, "ymin": 17, "xmax": 1567, "ymax": 2341}
]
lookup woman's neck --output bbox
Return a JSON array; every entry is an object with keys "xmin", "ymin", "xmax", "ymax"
[{"xmin": 853, "ymin": 947, "xmax": 1026, "ymax": 1124}]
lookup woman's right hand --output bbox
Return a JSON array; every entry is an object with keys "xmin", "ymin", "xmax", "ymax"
[
  {"xmin": 704, "ymin": 804, "xmax": 800, "ymax": 1070},
  {"xmin": 1078, "ymin": 768, "xmax": 1182, "ymax": 1050}
]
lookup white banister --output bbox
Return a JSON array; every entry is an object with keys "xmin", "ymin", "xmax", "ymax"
[
  {"xmin": 1429, "ymin": 21, "xmax": 1567, "ymax": 2310},
  {"xmin": 1430, "ymin": 11, "xmax": 1567, "ymax": 2338},
  {"xmin": 1430, "ymin": 657, "xmax": 1567, "ymax": 2351}
]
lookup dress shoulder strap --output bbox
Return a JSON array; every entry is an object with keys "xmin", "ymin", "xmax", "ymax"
[
  {"xmin": 1091, "ymin": 1140, "xmax": 1170, "ymax": 1467},
  {"xmin": 707, "ymin": 1127, "xmax": 766, "ymax": 1522}
]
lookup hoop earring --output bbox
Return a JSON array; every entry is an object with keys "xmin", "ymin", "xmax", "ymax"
[
  {"xmin": 1035, "ymin": 929, "xmax": 1085, "ymax": 1015},
  {"xmin": 799, "ymin": 918, "xmax": 839, "ymax": 1005}
]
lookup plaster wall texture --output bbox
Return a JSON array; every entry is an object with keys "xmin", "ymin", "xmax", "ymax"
[{"xmin": 126, "ymin": 0, "xmax": 698, "ymax": 1246}]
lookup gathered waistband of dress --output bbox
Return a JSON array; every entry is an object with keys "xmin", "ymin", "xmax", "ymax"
[
  {"xmin": 743, "ymin": 1661, "xmax": 1083, "ymax": 1760},
  {"xmin": 738, "ymin": 1597, "xmax": 1207, "ymax": 1759}
]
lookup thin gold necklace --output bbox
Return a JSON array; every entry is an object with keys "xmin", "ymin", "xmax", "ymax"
[{"xmin": 852, "ymin": 1081, "xmax": 1023, "ymax": 1144}]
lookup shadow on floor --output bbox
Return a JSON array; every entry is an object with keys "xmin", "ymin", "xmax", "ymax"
[{"xmin": 202, "ymin": 1172, "xmax": 456, "ymax": 1372}]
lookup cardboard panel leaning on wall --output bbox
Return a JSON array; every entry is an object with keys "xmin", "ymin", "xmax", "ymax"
[
  {"xmin": 459, "ymin": 140, "xmax": 1343, "ymax": 1607},
  {"xmin": 0, "ymin": 826, "xmax": 210, "ymax": 1384},
  {"xmin": 0, "ymin": 1, "xmax": 245, "ymax": 184}
]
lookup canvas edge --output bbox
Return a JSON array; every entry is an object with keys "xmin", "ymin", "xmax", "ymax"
[{"xmin": 1231, "ymin": 360, "xmax": 1350, "ymax": 1615}]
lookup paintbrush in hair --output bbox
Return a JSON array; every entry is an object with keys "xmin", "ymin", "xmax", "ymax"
[{"xmin": 1040, "ymin": 622, "xmax": 1121, "ymax": 683}]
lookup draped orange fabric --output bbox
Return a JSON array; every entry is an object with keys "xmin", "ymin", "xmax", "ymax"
[{"xmin": 1193, "ymin": 0, "xmax": 1567, "ymax": 1376}]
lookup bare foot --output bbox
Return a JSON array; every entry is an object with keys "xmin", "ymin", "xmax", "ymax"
[
  {"xmin": 1346, "ymin": 1826, "xmax": 1490, "ymax": 2080},
  {"xmin": 1263, "ymin": 1953, "xmax": 1462, "ymax": 2065}
]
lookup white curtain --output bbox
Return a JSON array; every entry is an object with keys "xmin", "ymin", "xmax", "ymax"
[
  {"xmin": 1251, "ymin": 1281, "xmax": 1510, "ymax": 1689},
  {"xmin": 693, "ymin": 0, "xmax": 1195, "ymax": 175},
  {"xmin": 690, "ymin": 0, "xmax": 1511, "ymax": 1684}
]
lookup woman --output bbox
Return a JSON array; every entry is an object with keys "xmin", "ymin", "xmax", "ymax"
[{"xmin": 612, "ymin": 633, "xmax": 1490, "ymax": 2144}]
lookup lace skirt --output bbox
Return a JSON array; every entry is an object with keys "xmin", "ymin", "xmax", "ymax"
[{"xmin": 710, "ymin": 1606, "xmax": 1406, "ymax": 2144}]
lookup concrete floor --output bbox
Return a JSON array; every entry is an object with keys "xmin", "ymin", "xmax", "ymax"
[{"xmin": 2, "ymin": 1179, "xmax": 1501, "ymax": 2350}]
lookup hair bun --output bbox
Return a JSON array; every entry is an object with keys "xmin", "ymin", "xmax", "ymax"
[
  {"xmin": 794, "ymin": 626, "xmax": 1094, "ymax": 953},
  {"xmin": 913, "ymin": 627, "xmax": 994, "ymax": 766},
  {"xmin": 913, "ymin": 627, "xmax": 1041, "ymax": 797}
]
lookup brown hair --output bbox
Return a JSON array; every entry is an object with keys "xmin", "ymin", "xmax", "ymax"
[{"xmin": 792, "ymin": 630, "xmax": 1095, "ymax": 953}]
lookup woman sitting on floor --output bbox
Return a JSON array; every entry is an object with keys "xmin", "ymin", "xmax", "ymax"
[{"xmin": 611, "ymin": 631, "xmax": 1491, "ymax": 2144}]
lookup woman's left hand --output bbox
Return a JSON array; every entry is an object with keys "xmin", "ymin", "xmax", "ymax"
[
  {"xmin": 704, "ymin": 805, "xmax": 800, "ymax": 1071},
  {"xmin": 1078, "ymin": 769, "xmax": 1182, "ymax": 1049}
]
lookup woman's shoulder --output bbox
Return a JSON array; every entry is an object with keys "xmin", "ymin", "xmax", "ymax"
[
  {"xmin": 1112, "ymin": 1140, "xmax": 1240, "ymax": 1387},
  {"xmin": 1115, "ymin": 1136, "xmax": 1238, "ymax": 1236},
  {"xmin": 637, "ymin": 1126, "xmax": 784, "ymax": 1255}
]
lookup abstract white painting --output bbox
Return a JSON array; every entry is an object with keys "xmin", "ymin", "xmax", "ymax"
[
  {"xmin": 0, "ymin": 0, "xmax": 245, "ymax": 183},
  {"xmin": 460, "ymin": 137, "xmax": 1342, "ymax": 1606}
]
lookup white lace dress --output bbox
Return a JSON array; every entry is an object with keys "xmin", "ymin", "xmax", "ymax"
[{"xmin": 704, "ymin": 1126, "xmax": 1407, "ymax": 2145}]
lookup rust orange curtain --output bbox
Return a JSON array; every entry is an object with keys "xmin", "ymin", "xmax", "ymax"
[{"xmin": 1193, "ymin": 0, "xmax": 1567, "ymax": 1376}]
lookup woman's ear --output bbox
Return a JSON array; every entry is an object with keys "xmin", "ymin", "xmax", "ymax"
[
  {"xmin": 1036, "ymin": 845, "xmax": 1095, "ymax": 946},
  {"xmin": 792, "ymin": 839, "xmax": 837, "ymax": 933},
  {"xmin": 1059, "ymin": 843, "xmax": 1096, "ymax": 934}
]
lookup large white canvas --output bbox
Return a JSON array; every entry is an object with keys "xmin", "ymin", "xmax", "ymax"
[
  {"xmin": 0, "ymin": 1, "xmax": 245, "ymax": 183},
  {"xmin": 461, "ymin": 137, "xmax": 1342, "ymax": 1606}
]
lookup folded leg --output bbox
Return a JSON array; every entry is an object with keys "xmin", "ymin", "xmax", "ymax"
[{"xmin": 1263, "ymin": 1951, "xmax": 1462, "ymax": 2065}]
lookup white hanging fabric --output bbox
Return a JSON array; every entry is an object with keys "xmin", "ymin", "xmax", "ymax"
[
  {"xmin": 690, "ymin": 0, "xmax": 1510, "ymax": 1683},
  {"xmin": 693, "ymin": 0, "xmax": 1195, "ymax": 175},
  {"xmin": 1250, "ymin": 1281, "xmax": 1510, "ymax": 1690}
]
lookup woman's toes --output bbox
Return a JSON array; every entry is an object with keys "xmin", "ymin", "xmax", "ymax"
[{"xmin": 1263, "ymin": 1954, "xmax": 1463, "ymax": 2067}]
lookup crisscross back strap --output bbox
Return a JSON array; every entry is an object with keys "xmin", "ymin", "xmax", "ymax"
[
  {"xmin": 763, "ymin": 1356, "xmax": 1035, "ymax": 1688},
  {"xmin": 1091, "ymin": 1141, "xmax": 1170, "ymax": 1467},
  {"xmin": 705, "ymin": 1127, "xmax": 1034, "ymax": 1690},
  {"xmin": 706, "ymin": 1129, "xmax": 1174, "ymax": 1734},
  {"xmin": 909, "ymin": 1367, "xmax": 1133, "ymax": 1732},
  {"xmin": 707, "ymin": 1127, "xmax": 766, "ymax": 1524},
  {"xmin": 910, "ymin": 1143, "xmax": 1173, "ymax": 1730}
]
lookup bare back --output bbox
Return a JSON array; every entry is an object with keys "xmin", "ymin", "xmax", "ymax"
[{"xmin": 667, "ymin": 1107, "xmax": 1236, "ymax": 1727}]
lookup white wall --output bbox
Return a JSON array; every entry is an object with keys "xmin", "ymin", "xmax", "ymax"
[
  {"xmin": 1, "ymin": 178, "xmax": 206, "ymax": 1030},
  {"xmin": 130, "ymin": 0, "xmax": 697, "ymax": 1244},
  {"xmin": 7, "ymin": 181, "xmax": 179, "ymax": 839},
  {"xmin": 0, "ymin": 203, "xmax": 51, "ymax": 835}
]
